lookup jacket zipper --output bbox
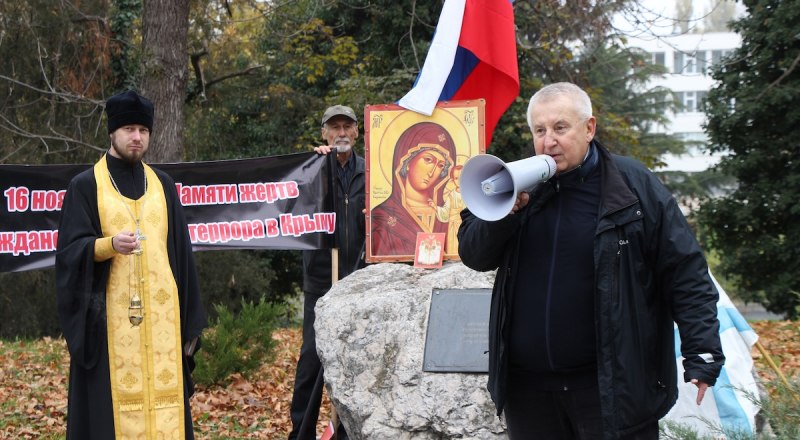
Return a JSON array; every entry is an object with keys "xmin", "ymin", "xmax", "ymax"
[
  {"xmin": 343, "ymin": 191, "xmax": 349, "ymax": 273},
  {"xmin": 613, "ymin": 228, "xmax": 624, "ymax": 305},
  {"xmin": 340, "ymin": 166, "xmax": 364, "ymax": 276},
  {"xmin": 545, "ymin": 180, "xmax": 561, "ymax": 370}
]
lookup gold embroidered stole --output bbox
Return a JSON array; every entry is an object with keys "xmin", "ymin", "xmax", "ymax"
[{"xmin": 94, "ymin": 157, "xmax": 186, "ymax": 439}]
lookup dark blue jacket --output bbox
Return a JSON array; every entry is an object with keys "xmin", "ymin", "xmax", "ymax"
[
  {"xmin": 303, "ymin": 152, "xmax": 366, "ymax": 294},
  {"xmin": 458, "ymin": 141, "xmax": 724, "ymax": 438}
]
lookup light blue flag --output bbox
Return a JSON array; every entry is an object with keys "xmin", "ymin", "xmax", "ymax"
[{"xmin": 665, "ymin": 272, "xmax": 760, "ymax": 437}]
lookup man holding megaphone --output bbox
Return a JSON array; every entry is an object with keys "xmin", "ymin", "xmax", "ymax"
[{"xmin": 458, "ymin": 82, "xmax": 724, "ymax": 440}]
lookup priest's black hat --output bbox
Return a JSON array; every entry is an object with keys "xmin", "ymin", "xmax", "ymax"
[{"xmin": 106, "ymin": 90, "xmax": 154, "ymax": 133}]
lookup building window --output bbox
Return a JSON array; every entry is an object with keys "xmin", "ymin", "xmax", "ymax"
[
  {"xmin": 685, "ymin": 56, "xmax": 698, "ymax": 74},
  {"xmin": 696, "ymin": 91, "xmax": 707, "ymax": 111},
  {"xmin": 673, "ymin": 52, "xmax": 698, "ymax": 74},
  {"xmin": 685, "ymin": 92, "xmax": 696, "ymax": 111},
  {"xmin": 673, "ymin": 52, "xmax": 708, "ymax": 75},
  {"xmin": 696, "ymin": 51, "xmax": 708, "ymax": 74},
  {"xmin": 652, "ymin": 52, "xmax": 665, "ymax": 67},
  {"xmin": 711, "ymin": 49, "xmax": 734, "ymax": 72},
  {"xmin": 712, "ymin": 50, "xmax": 724, "ymax": 66},
  {"xmin": 674, "ymin": 91, "xmax": 707, "ymax": 113}
]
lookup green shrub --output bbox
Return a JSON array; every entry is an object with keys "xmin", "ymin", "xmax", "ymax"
[
  {"xmin": 193, "ymin": 249, "xmax": 302, "ymax": 324},
  {"xmin": 0, "ymin": 269, "xmax": 60, "ymax": 339},
  {"xmin": 0, "ymin": 249, "xmax": 302, "ymax": 339},
  {"xmin": 192, "ymin": 296, "xmax": 284, "ymax": 387},
  {"xmin": 758, "ymin": 377, "xmax": 800, "ymax": 439}
]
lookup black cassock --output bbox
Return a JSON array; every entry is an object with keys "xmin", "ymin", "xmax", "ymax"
[{"xmin": 55, "ymin": 155, "xmax": 206, "ymax": 439}]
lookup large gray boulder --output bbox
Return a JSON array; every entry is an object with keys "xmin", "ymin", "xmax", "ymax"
[{"xmin": 315, "ymin": 262, "xmax": 507, "ymax": 439}]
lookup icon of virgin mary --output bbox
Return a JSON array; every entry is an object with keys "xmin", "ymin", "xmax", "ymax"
[{"xmin": 370, "ymin": 122, "xmax": 456, "ymax": 257}]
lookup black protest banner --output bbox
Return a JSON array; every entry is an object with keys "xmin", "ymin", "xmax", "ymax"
[{"xmin": 0, "ymin": 152, "xmax": 333, "ymax": 272}]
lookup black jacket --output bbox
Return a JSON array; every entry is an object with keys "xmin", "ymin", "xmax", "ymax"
[
  {"xmin": 458, "ymin": 141, "xmax": 724, "ymax": 438},
  {"xmin": 303, "ymin": 152, "xmax": 366, "ymax": 294}
]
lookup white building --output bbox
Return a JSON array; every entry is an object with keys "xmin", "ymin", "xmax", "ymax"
[{"xmin": 626, "ymin": 32, "xmax": 741, "ymax": 171}]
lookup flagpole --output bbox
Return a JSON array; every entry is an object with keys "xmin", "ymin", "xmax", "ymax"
[
  {"xmin": 329, "ymin": 247, "xmax": 340, "ymax": 439},
  {"xmin": 755, "ymin": 340, "xmax": 799, "ymax": 401}
]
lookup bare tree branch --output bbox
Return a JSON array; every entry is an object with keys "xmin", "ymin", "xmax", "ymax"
[
  {"xmin": 189, "ymin": 48, "xmax": 209, "ymax": 102},
  {"xmin": 0, "ymin": 113, "xmax": 104, "ymax": 153},
  {"xmin": 0, "ymin": 74, "xmax": 103, "ymax": 106},
  {"xmin": 185, "ymin": 61, "xmax": 265, "ymax": 103},
  {"xmin": 69, "ymin": 14, "xmax": 110, "ymax": 32},
  {"xmin": 0, "ymin": 142, "xmax": 32, "ymax": 163},
  {"xmin": 408, "ymin": 0, "xmax": 419, "ymax": 69},
  {"xmin": 204, "ymin": 65, "xmax": 265, "ymax": 88}
]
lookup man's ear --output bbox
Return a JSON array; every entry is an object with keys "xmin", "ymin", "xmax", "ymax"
[{"xmin": 585, "ymin": 116, "xmax": 597, "ymax": 142}]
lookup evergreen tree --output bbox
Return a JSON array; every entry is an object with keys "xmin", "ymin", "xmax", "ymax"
[
  {"xmin": 577, "ymin": 41, "xmax": 682, "ymax": 169},
  {"xmin": 697, "ymin": 0, "xmax": 800, "ymax": 318},
  {"xmin": 492, "ymin": 0, "xmax": 684, "ymax": 164}
]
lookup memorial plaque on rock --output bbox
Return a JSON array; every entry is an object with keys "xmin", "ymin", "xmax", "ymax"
[{"xmin": 423, "ymin": 288, "xmax": 490, "ymax": 372}]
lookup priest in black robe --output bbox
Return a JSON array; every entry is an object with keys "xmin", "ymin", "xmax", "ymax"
[{"xmin": 56, "ymin": 90, "xmax": 207, "ymax": 439}]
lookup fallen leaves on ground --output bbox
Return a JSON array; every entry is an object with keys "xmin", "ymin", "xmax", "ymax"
[
  {"xmin": 1, "ymin": 322, "xmax": 799, "ymax": 439},
  {"xmin": 0, "ymin": 328, "xmax": 330, "ymax": 440},
  {"xmin": 191, "ymin": 327, "xmax": 332, "ymax": 439},
  {"xmin": 749, "ymin": 320, "xmax": 800, "ymax": 383}
]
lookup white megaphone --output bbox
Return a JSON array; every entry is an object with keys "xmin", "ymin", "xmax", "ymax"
[{"xmin": 460, "ymin": 154, "xmax": 557, "ymax": 221}]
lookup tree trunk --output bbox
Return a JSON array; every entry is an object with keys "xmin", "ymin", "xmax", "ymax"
[{"xmin": 141, "ymin": 0, "xmax": 189, "ymax": 163}]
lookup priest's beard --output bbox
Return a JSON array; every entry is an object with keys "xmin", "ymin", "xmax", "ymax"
[{"xmin": 110, "ymin": 136, "xmax": 147, "ymax": 164}]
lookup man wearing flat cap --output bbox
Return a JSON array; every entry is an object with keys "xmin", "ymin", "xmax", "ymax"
[
  {"xmin": 288, "ymin": 105, "xmax": 365, "ymax": 440},
  {"xmin": 56, "ymin": 90, "xmax": 207, "ymax": 439}
]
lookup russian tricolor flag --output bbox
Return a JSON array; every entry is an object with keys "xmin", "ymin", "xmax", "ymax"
[{"xmin": 398, "ymin": 0, "xmax": 519, "ymax": 148}]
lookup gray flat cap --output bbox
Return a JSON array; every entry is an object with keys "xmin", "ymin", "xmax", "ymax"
[{"xmin": 321, "ymin": 105, "xmax": 357, "ymax": 125}]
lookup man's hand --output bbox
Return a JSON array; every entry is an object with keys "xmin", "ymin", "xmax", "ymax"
[
  {"xmin": 112, "ymin": 231, "xmax": 140, "ymax": 255},
  {"xmin": 510, "ymin": 192, "xmax": 530, "ymax": 214},
  {"xmin": 691, "ymin": 379, "xmax": 710, "ymax": 405},
  {"xmin": 314, "ymin": 145, "xmax": 335, "ymax": 155}
]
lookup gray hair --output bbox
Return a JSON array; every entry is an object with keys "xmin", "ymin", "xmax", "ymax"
[{"xmin": 526, "ymin": 82, "xmax": 593, "ymax": 131}]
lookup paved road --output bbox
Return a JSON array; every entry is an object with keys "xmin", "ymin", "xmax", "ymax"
[{"xmin": 733, "ymin": 301, "xmax": 784, "ymax": 321}]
